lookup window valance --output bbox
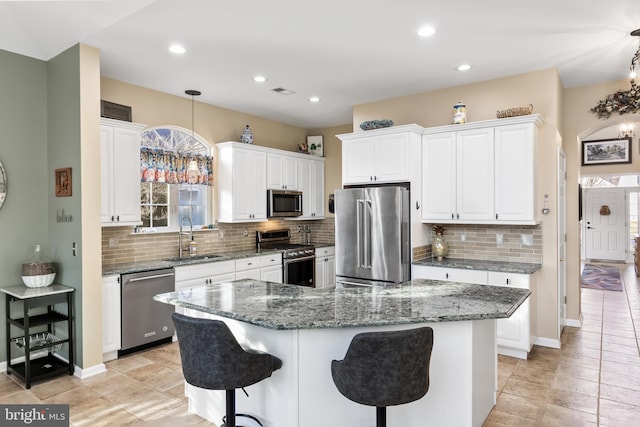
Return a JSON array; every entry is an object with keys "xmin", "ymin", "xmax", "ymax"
[{"xmin": 140, "ymin": 147, "xmax": 213, "ymax": 186}]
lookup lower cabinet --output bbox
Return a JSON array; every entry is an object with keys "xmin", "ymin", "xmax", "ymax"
[
  {"xmin": 174, "ymin": 261, "xmax": 236, "ymax": 316},
  {"xmin": 102, "ymin": 275, "xmax": 121, "ymax": 362},
  {"xmin": 235, "ymin": 254, "xmax": 283, "ymax": 283},
  {"xmin": 487, "ymin": 272, "xmax": 532, "ymax": 358},
  {"xmin": 412, "ymin": 264, "xmax": 533, "ymax": 358},
  {"xmin": 315, "ymin": 246, "xmax": 336, "ymax": 288}
]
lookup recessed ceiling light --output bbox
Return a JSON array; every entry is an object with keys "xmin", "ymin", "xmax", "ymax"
[
  {"xmin": 457, "ymin": 64, "xmax": 472, "ymax": 71},
  {"xmin": 253, "ymin": 75, "xmax": 268, "ymax": 83},
  {"xmin": 309, "ymin": 96, "xmax": 321, "ymax": 103},
  {"xmin": 169, "ymin": 44, "xmax": 186, "ymax": 54},
  {"xmin": 417, "ymin": 25, "xmax": 436, "ymax": 38}
]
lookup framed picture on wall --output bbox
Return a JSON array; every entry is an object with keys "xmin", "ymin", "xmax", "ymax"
[
  {"xmin": 307, "ymin": 135, "xmax": 323, "ymax": 157},
  {"xmin": 581, "ymin": 137, "xmax": 632, "ymax": 166},
  {"xmin": 55, "ymin": 167, "xmax": 72, "ymax": 197}
]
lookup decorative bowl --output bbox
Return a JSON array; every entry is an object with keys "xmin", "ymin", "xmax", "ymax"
[
  {"xmin": 360, "ymin": 119, "xmax": 394, "ymax": 131},
  {"xmin": 22, "ymin": 273, "xmax": 55, "ymax": 288}
]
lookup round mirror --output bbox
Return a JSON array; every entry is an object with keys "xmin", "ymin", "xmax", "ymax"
[{"xmin": 0, "ymin": 160, "xmax": 6, "ymax": 209}]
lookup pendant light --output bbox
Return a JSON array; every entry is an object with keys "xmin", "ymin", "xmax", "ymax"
[
  {"xmin": 185, "ymin": 89, "xmax": 201, "ymax": 184},
  {"xmin": 630, "ymin": 29, "xmax": 640, "ymax": 86}
]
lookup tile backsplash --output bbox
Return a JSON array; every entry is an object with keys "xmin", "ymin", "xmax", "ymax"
[
  {"xmin": 415, "ymin": 223, "xmax": 542, "ymax": 264},
  {"xmin": 102, "ymin": 218, "xmax": 335, "ymax": 268}
]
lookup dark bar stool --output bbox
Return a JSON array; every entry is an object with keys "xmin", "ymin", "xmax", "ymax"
[
  {"xmin": 331, "ymin": 327, "xmax": 434, "ymax": 427},
  {"xmin": 172, "ymin": 313, "xmax": 282, "ymax": 427}
]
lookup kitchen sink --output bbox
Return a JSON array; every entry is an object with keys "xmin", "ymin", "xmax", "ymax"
[{"xmin": 166, "ymin": 254, "xmax": 224, "ymax": 262}]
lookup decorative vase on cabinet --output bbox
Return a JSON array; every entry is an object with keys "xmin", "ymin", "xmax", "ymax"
[{"xmin": 431, "ymin": 225, "xmax": 449, "ymax": 260}]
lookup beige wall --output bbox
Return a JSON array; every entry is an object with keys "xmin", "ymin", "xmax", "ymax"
[
  {"xmin": 564, "ymin": 78, "xmax": 640, "ymax": 324},
  {"xmin": 354, "ymin": 68, "xmax": 564, "ymax": 344}
]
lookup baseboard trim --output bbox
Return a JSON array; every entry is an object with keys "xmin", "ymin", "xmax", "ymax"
[
  {"xmin": 498, "ymin": 346, "xmax": 528, "ymax": 359},
  {"xmin": 74, "ymin": 363, "xmax": 107, "ymax": 379},
  {"xmin": 534, "ymin": 336, "xmax": 561, "ymax": 349},
  {"xmin": 566, "ymin": 317, "xmax": 582, "ymax": 328}
]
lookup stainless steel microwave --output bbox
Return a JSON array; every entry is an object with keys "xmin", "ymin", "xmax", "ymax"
[{"xmin": 267, "ymin": 189, "xmax": 303, "ymax": 217}]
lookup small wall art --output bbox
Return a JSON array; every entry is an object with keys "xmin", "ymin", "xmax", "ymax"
[
  {"xmin": 307, "ymin": 135, "xmax": 323, "ymax": 157},
  {"xmin": 581, "ymin": 137, "xmax": 632, "ymax": 166},
  {"xmin": 55, "ymin": 167, "xmax": 72, "ymax": 197}
]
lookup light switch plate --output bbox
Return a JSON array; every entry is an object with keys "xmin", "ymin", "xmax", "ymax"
[
  {"xmin": 108, "ymin": 237, "xmax": 119, "ymax": 248},
  {"xmin": 496, "ymin": 233, "xmax": 503, "ymax": 244}
]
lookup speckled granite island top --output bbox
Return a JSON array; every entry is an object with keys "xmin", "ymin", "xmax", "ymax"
[
  {"xmin": 413, "ymin": 257, "xmax": 541, "ymax": 274},
  {"xmin": 154, "ymin": 278, "xmax": 530, "ymax": 330}
]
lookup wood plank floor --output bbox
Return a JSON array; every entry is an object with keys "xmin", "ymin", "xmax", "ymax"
[{"xmin": 1, "ymin": 263, "xmax": 639, "ymax": 426}]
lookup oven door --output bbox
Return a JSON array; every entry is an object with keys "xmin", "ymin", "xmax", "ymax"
[{"xmin": 284, "ymin": 255, "xmax": 316, "ymax": 287}]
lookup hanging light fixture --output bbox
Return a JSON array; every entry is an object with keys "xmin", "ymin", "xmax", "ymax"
[
  {"xmin": 630, "ymin": 29, "xmax": 640, "ymax": 87},
  {"xmin": 185, "ymin": 90, "xmax": 201, "ymax": 184},
  {"xmin": 590, "ymin": 29, "xmax": 640, "ymax": 119}
]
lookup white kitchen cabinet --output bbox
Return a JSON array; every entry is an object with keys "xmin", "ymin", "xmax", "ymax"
[
  {"xmin": 235, "ymin": 256, "xmax": 263, "ymax": 280},
  {"xmin": 175, "ymin": 260, "xmax": 237, "ymax": 291},
  {"xmin": 101, "ymin": 118, "xmax": 146, "ymax": 226},
  {"xmin": 338, "ymin": 125, "xmax": 422, "ymax": 185},
  {"xmin": 494, "ymin": 123, "xmax": 537, "ymax": 223},
  {"xmin": 267, "ymin": 153, "xmax": 298, "ymax": 190},
  {"xmin": 411, "ymin": 265, "xmax": 488, "ymax": 284},
  {"xmin": 487, "ymin": 272, "xmax": 532, "ymax": 358},
  {"xmin": 421, "ymin": 115, "xmax": 540, "ymax": 225},
  {"xmin": 217, "ymin": 142, "xmax": 267, "ymax": 222},
  {"xmin": 260, "ymin": 253, "xmax": 283, "ymax": 282},
  {"xmin": 296, "ymin": 157, "xmax": 325, "ymax": 219},
  {"xmin": 412, "ymin": 263, "xmax": 534, "ymax": 359},
  {"xmin": 102, "ymin": 274, "xmax": 121, "ymax": 361},
  {"xmin": 315, "ymin": 246, "xmax": 335, "ymax": 288}
]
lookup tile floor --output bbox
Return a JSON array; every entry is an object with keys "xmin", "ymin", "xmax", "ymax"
[{"xmin": 1, "ymin": 263, "xmax": 638, "ymax": 426}]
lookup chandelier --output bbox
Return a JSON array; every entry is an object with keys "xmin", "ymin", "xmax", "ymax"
[{"xmin": 590, "ymin": 29, "xmax": 640, "ymax": 119}]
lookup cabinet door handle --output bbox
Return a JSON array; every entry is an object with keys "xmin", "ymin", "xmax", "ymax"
[
  {"xmin": 111, "ymin": 215, "xmax": 115, "ymax": 221},
  {"xmin": 456, "ymin": 213, "xmax": 459, "ymax": 219},
  {"xmin": 506, "ymin": 278, "xmax": 510, "ymax": 285},
  {"xmin": 370, "ymin": 176, "xmax": 373, "ymax": 181},
  {"xmin": 445, "ymin": 273, "xmax": 449, "ymax": 279},
  {"xmin": 496, "ymin": 213, "xmax": 498, "ymax": 220}
]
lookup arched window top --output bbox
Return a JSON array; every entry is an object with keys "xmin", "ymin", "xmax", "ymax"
[{"xmin": 141, "ymin": 125, "xmax": 211, "ymax": 155}]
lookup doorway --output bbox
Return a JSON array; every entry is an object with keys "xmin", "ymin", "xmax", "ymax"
[{"xmin": 583, "ymin": 187, "xmax": 626, "ymax": 262}]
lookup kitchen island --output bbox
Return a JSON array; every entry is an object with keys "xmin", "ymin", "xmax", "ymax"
[{"xmin": 155, "ymin": 279, "xmax": 530, "ymax": 427}]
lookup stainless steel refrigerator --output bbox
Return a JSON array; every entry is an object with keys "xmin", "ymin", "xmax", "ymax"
[{"xmin": 335, "ymin": 186, "xmax": 410, "ymax": 286}]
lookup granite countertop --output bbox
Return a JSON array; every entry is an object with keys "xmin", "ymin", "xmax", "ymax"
[
  {"xmin": 154, "ymin": 278, "xmax": 530, "ymax": 330},
  {"xmin": 102, "ymin": 249, "xmax": 283, "ymax": 276},
  {"xmin": 412, "ymin": 257, "xmax": 541, "ymax": 274}
]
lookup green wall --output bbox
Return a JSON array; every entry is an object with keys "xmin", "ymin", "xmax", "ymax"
[
  {"xmin": 0, "ymin": 47, "xmax": 88, "ymax": 367},
  {"xmin": 0, "ymin": 50, "xmax": 49, "ymax": 359},
  {"xmin": 46, "ymin": 45, "xmax": 85, "ymax": 366}
]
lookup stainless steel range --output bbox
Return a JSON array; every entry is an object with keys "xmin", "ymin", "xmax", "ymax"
[{"xmin": 257, "ymin": 229, "xmax": 315, "ymax": 287}]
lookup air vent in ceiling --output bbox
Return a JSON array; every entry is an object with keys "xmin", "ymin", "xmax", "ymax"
[{"xmin": 272, "ymin": 87, "xmax": 296, "ymax": 95}]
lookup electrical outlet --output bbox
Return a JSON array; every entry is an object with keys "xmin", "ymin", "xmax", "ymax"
[
  {"xmin": 108, "ymin": 237, "xmax": 119, "ymax": 248},
  {"xmin": 460, "ymin": 233, "xmax": 466, "ymax": 242},
  {"xmin": 244, "ymin": 229, "xmax": 248, "ymax": 237},
  {"xmin": 496, "ymin": 233, "xmax": 503, "ymax": 245},
  {"xmin": 521, "ymin": 234, "xmax": 533, "ymax": 246}
]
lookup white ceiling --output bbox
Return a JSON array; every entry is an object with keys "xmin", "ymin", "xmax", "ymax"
[{"xmin": 1, "ymin": 0, "xmax": 639, "ymax": 129}]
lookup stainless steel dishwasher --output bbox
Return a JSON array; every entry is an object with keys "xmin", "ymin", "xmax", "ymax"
[{"xmin": 120, "ymin": 268, "xmax": 175, "ymax": 355}]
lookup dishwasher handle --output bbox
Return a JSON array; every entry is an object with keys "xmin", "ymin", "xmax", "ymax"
[{"xmin": 126, "ymin": 272, "xmax": 175, "ymax": 283}]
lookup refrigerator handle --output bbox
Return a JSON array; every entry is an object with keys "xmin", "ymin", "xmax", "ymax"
[
  {"xmin": 363, "ymin": 199, "xmax": 372, "ymax": 268},
  {"xmin": 356, "ymin": 199, "xmax": 364, "ymax": 268}
]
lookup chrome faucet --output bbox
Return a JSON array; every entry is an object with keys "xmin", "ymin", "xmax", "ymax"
[{"xmin": 179, "ymin": 216, "xmax": 193, "ymax": 259}]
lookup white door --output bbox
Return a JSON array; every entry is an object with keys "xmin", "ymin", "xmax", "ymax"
[
  {"xmin": 584, "ymin": 188, "xmax": 627, "ymax": 261},
  {"xmin": 557, "ymin": 148, "xmax": 566, "ymax": 336},
  {"xmin": 456, "ymin": 128, "xmax": 494, "ymax": 221}
]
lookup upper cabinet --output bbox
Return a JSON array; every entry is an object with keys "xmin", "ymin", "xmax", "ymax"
[
  {"xmin": 421, "ymin": 115, "xmax": 541, "ymax": 225},
  {"xmin": 101, "ymin": 118, "xmax": 146, "ymax": 226},
  {"xmin": 217, "ymin": 142, "xmax": 324, "ymax": 222},
  {"xmin": 217, "ymin": 142, "xmax": 267, "ymax": 222},
  {"xmin": 338, "ymin": 125, "xmax": 423, "ymax": 185},
  {"xmin": 297, "ymin": 157, "xmax": 325, "ymax": 219},
  {"xmin": 267, "ymin": 153, "xmax": 298, "ymax": 190}
]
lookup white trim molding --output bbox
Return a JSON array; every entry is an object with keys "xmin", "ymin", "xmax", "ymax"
[{"xmin": 74, "ymin": 363, "xmax": 107, "ymax": 379}]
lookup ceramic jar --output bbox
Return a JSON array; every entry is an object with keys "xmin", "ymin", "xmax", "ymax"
[
  {"xmin": 241, "ymin": 125, "xmax": 253, "ymax": 144},
  {"xmin": 453, "ymin": 101, "xmax": 466, "ymax": 124}
]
